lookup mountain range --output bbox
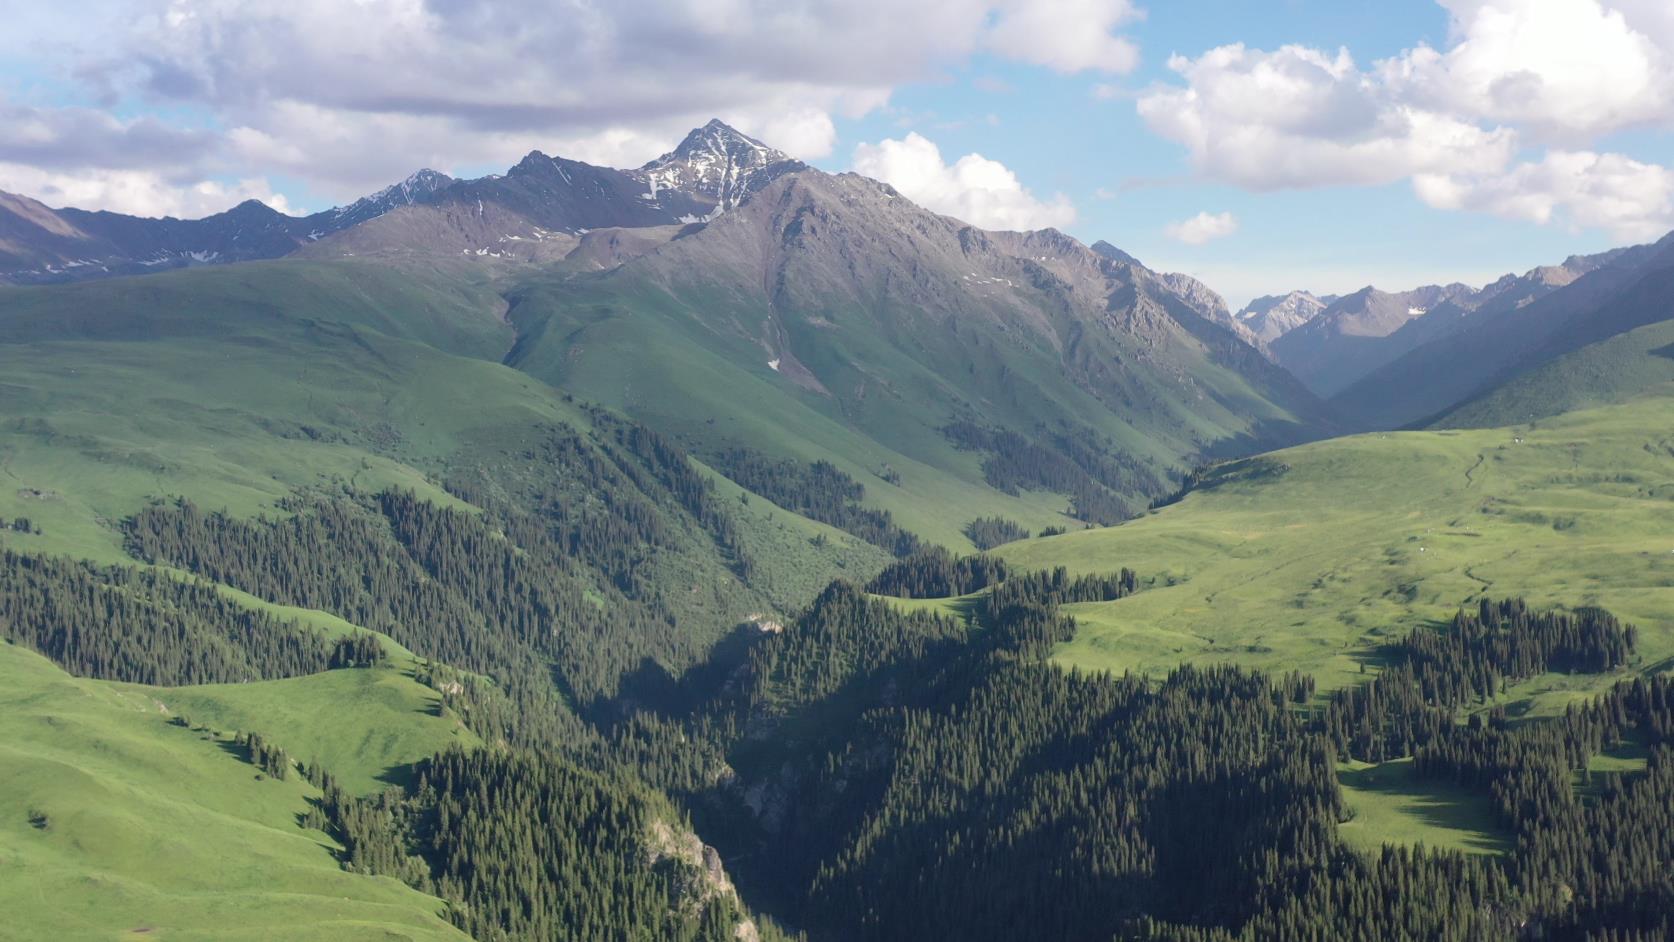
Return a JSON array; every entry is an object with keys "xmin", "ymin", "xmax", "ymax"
[
  {"xmin": 0, "ymin": 120, "xmax": 802, "ymax": 283},
  {"xmin": 9, "ymin": 117, "xmax": 1674, "ymax": 942},
  {"xmin": 9, "ymin": 116, "xmax": 1674, "ymax": 464},
  {"xmin": 0, "ymin": 119, "xmax": 1336, "ymax": 553}
]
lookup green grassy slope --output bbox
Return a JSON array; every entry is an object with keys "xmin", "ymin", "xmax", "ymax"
[
  {"xmin": 999, "ymin": 392, "xmax": 1674, "ymax": 697},
  {"xmin": 0, "ymin": 643, "xmax": 468, "ymax": 941},
  {"xmin": 1438, "ymin": 318, "xmax": 1674, "ymax": 428},
  {"xmin": 497, "ymin": 175, "xmax": 1332, "ymax": 548},
  {"xmin": 0, "ymin": 260, "xmax": 528, "ymax": 562},
  {"xmin": 504, "ymin": 274, "xmax": 1084, "ymax": 548},
  {"xmin": 0, "ymin": 259, "xmax": 874, "ymax": 613},
  {"xmin": 990, "ymin": 391, "xmax": 1674, "ymax": 854},
  {"xmin": 1336, "ymin": 759, "xmax": 1511, "ymax": 857},
  {"xmin": 118, "ymin": 658, "xmax": 479, "ymax": 796}
]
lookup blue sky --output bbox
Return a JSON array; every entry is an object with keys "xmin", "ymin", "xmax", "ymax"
[{"xmin": 4, "ymin": 0, "xmax": 1672, "ymax": 307}]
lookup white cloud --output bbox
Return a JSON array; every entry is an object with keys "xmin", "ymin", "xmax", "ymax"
[
  {"xmin": 982, "ymin": 0, "xmax": 1142, "ymax": 73},
  {"xmin": 1415, "ymin": 151, "xmax": 1674, "ymax": 241},
  {"xmin": 1383, "ymin": 0, "xmax": 1674, "ymax": 142},
  {"xmin": 5, "ymin": 0, "xmax": 1144, "ymax": 210},
  {"xmin": 1137, "ymin": 1, "xmax": 1674, "ymax": 240},
  {"xmin": 0, "ymin": 162, "xmax": 291, "ymax": 218},
  {"xmin": 1164, "ymin": 210, "xmax": 1238, "ymax": 245},
  {"xmin": 851, "ymin": 132, "xmax": 1077, "ymax": 231},
  {"xmin": 1137, "ymin": 44, "xmax": 1517, "ymax": 191}
]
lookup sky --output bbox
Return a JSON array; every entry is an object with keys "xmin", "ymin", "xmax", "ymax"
[{"xmin": 3, "ymin": 0, "xmax": 1673, "ymax": 307}]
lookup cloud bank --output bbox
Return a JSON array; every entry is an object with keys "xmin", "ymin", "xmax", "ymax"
[
  {"xmin": 2, "ymin": 0, "xmax": 1141, "ymax": 216},
  {"xmin": 1137, "ymin": 0, "xmax": 1674, "ymax": 240}
]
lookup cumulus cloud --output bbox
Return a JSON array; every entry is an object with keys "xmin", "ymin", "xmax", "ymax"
[
  {"xmin": 852, "ymin": 133, "xmax": 1077, "ymax": 231},
  {"xmin": 1415, "ymin": 151, "xmax": 1674, "ymax": 241},
  {"xmin": 1383, "ymin": 0, "xmax": 1674, "ymax": 143},
  {"xmin": 1164, "ymin": 211, "xmax": 1238, "ymax": 245},
  {"xmin": 1137, "ymin": 1, "xmax": 1674, "ymax": 240},
  {"xmin": 1, "ymin": 0, "xmax": 1143, "ymax": 212},
  {"xmin": 983, "ymin": 0, "xmax": 1142, "ymax": 73},
  {"xmin": 1137, "ymin": 44, "xmax": 1517, "ymax": 190},
  {"xmin": 0, "ymin": 162, "xmax": 292, "ymax": 218}
]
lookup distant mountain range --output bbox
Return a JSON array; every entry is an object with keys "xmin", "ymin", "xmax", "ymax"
[
  {"xmin": 10, "ymin": 118, "xmax": 1672, "ymax": 450},
  {"xmin": 0, "ymin": 120, "xmax": 804, "ymax": 284},
  {"xmin": 1224, "ymin": 244, "xmax": 1673, "ymax": 430},
  {"xmin": 1331, "ymin": 240, "xmax": 1674, "ymax": 429}
]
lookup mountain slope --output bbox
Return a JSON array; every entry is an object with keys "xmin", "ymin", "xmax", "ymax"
[
  {"xmin": 1435, "ymin": 273, "xmax": 1674, "ymax": 428},
  {"xmin": 1271, "ymin": 283, "xmax": 1478, "ymax": 395},
  {"xmin": 1331, "ymin": 237, "xmax": 1674, "ymax": 429},
  {"xmin": 0, "ymin": 643, "xmax": 470, "ymax": 941},
  {"xmin": 0, "ymin": 259, "xmax": 884, "ymax": 699},
  {"xmin": 1234, "ymin": 290, "xmax": 1335, "ymax": 343},
  {"xmin": 998, "ymin": 388, "xmax": 1674, "ymax": 705},
  {"xmin": 501, "ymin": 169, "xmax": 1334, "ymax": 543}
]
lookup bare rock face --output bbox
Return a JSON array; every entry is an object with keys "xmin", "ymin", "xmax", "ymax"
[
  {"xmin": 643, "ymin": 818, "xmax": 758, "ymax": 938},
  {"xmin": 1234, "ymin": 290, "xmax": 1334, "ymax": 344}
]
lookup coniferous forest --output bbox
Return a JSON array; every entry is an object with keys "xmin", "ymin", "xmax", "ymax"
[{"xmin": 3, "ymin": 416, "xmax": 1671, "ymax": 941}]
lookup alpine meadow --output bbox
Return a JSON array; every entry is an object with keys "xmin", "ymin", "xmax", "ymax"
[{"xmin": 5, "ymin": 2, "xmax": 1674, "ymax": 940}]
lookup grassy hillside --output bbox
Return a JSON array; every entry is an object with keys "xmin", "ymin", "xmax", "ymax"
[
  {"xmin": 117, "ymin": 657, "xmax": 479, "ymax": 796},
  {"xmin": 0, "ymin": 642, "xmax": 468, "ymax": 941},
  {"xmin": 0, "ymin": 259, "xmax": 876, "ymax": 625},
  {"xmin": 498, "ymin": 174, "xmax": 1331, "ymax": 548},
  {"xmin": 998, "ymin": 391, "xmax": 1674, "ymax": 704},
  {"xmin": 1439, "ymin": 319, "xmax": 1674, "ymax": 428},
  {"xmin": 983, "ymin": 391, "xmax": 1674, "ymax": 858},
  {"xmin": 504, "ymin": 271, "xmax": 1086, "ymax": 547},
  {"xmin": 0, "ymin": 260, "xmax": 522, "ymax": 562}
]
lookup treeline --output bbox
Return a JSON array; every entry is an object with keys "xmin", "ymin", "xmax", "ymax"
[
  {"xmin": 122, "ymin": 488, "xmax": 686, "ymax": 727},
  {"xmin": 1326, "ymin": 599, "xmax": 1636, "ymax": 762},
  {"xmin": 942, "ymin": 420, "xmax": 1162, "ymax": 524},
  {"xmin": 238, "ymin": 731, "xmax": 292, "ymax": 780},
  {"xmin": 0, "ymin": 549, "xmax": 367, "ymax": 685},
  {"xmin": 982, "ymin": 565, "xmax": 1137, "ymax": 609},
  {"xmin": 864, "ymin": 547, "xmax": 1009, "ymax": 598},
  {"xmin": 963, "ymin": 515, "xmax": 1030, "ymax": 550},
  {"xmin": 600, "ymin": 413, "xmax": 752, "ymax": 580},
  {"xmin": 710, "ymin": 448, "xmax": 921, "ymax": 556},
  {"xmin": 1148, "ymin": 457, "xmax": 1291, "ymax": 511}
]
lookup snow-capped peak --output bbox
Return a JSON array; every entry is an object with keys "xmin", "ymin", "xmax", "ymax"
[{"xmin": 632, "ymin": 119, "xmax": 804, "ymax": 213}]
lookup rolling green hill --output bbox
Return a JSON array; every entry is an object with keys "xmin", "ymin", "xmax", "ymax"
[
  {"xmin": 0, "ymin": 259, "xmax": 882, "ymax": 668},
  {"xmin": 0, "ymin": 642, "xmax": 470, "ymax": 941},
  {"xmin": 997, "ymin": 390, "xmax": 1674, "ymax": 705}
]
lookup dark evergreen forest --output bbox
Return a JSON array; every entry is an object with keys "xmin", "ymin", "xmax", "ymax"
[{"xmin": 6, "ymin": 458, "xmax": 1671, "ymax": 941}]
